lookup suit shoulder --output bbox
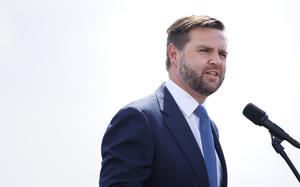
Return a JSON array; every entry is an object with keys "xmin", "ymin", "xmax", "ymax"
[
  {"xmin": 124, "ymin": 93, "xmax": 159, "ymax": 113},
  {"xmin": 108, "ymin": 92, "xmax": 162, "ymax": 131}
]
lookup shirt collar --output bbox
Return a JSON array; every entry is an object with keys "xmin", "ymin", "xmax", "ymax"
[{"xmin": 165, "ymin": 79, "xmax": 199, "ymax": 117}]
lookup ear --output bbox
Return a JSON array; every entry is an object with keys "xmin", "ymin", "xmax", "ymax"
[{"xmin": 167, "ymin": 43, "xmax": 180, "ymax": 68}]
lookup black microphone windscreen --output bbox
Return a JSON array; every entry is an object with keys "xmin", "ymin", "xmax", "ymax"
[{"xmin": 243, "ymin": 103, "xmax": 266, "ymax": 126}]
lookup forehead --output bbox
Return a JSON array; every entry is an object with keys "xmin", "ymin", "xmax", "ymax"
[{"xmin": 187, "ymin": 28, "xmax": 227, "ymax": 49}]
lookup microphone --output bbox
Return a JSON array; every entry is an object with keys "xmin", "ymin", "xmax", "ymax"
[{"xmin": 243, "ymin": 103, "xmax": 300, "ymax": 149}]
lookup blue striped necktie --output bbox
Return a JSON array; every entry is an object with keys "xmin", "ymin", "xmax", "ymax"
[{"xmin": 195, "ymin": 105, "xmax": 217, "ymax": 187}]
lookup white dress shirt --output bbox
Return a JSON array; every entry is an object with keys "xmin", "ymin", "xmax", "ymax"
[{"xmin": 165, "ymin": 79, "xmax": 222, "ymax": 187}]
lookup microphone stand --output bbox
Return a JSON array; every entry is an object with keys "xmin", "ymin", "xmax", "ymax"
[{"xmin": 270, "ymin": 132, "xmax": 300, "ymax": 183}]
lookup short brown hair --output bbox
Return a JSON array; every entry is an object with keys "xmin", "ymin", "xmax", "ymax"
[{"xmin": 166, "ymin": 15, "xmax": 225, "ymax": 70}]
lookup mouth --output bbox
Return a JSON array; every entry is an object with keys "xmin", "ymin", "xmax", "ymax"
[{"xmin": 204, "ymin": 70, "xmax": 220, "ymax": 79}]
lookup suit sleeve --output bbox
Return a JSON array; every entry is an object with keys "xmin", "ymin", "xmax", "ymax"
[{"xmin": 100, "ymin": 107, "xmax": 154, "ymax": 187}]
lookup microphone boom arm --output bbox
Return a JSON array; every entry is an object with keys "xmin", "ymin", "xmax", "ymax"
[{"xmin": 270, "ymin": 131, "xmax": 300, "ymax": 183}]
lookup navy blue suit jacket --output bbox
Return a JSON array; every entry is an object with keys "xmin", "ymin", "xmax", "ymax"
[{"xmin": 100, "ymin": 84, "xmax": 227, "ymax": 187}]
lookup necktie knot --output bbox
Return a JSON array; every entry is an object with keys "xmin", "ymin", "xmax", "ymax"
[{"xmin": 195, "ymin": 105, "xmax": 209, "ymax": 119}]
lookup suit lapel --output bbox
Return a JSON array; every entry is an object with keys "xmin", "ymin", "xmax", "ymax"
[
  {"xmin": 212, "ymin": 128, "xmax": 227, "ymax": 187},
  {"xmin": 156, "ymin": 85, "xmax": 209, "ymax": 187}
]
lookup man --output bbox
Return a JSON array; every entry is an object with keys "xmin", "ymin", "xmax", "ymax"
[{"xmin": 100, "ymin": 15, "xmax": 228, "ymax": 187}]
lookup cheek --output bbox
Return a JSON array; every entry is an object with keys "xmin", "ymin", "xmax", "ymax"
[
  {"xmin": 188, "ymin": 57, "xmax": 206, "ymax": 69},
  {"xmin": 221, "ymin": 64, "xmax": 226, "ymax": 74}
]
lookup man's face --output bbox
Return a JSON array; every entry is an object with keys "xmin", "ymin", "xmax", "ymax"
[{"xmin": 178, "ymin": 28, "xmax": 227, "ymax": 96}]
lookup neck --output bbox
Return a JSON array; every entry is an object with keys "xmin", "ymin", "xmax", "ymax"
[{"xmin": 169, "ymin": 75, "xmax": 207, "ymax": 104}]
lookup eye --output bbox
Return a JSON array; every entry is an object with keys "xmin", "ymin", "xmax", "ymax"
[
  {"xmin": 199, "ymin": 49, "xmax": 209, "ymax": 53},
  {"xmin": 219, "ymin": 52, "xmax": 227, "ymax": 59}
]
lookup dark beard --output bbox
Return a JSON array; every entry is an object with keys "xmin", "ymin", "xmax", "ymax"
[{"xmin": 179, "ymin": 59, "xmax": 224, "ymax": 96}]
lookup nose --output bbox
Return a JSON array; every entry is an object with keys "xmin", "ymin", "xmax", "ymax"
[{"xmin": 208, "ymin": 52, "xmax": 222, "ymax": 65}]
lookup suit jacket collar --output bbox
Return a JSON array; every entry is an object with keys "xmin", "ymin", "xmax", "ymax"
[
  {"xmin": 213, "ymin": 128, "xmax": 228, "ymax": 187},
  {"xmin": 156, "ymin": 84, "xmax": 209, "ymax": 187},
  {"xmin": 155, "ymin": 83, "xmax": 227, "ymax": 187}
]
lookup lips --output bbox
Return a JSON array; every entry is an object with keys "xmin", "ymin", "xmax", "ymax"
[{"xmin": 205, "ymin": 70, "xmax": 220, "ymax": 77}]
